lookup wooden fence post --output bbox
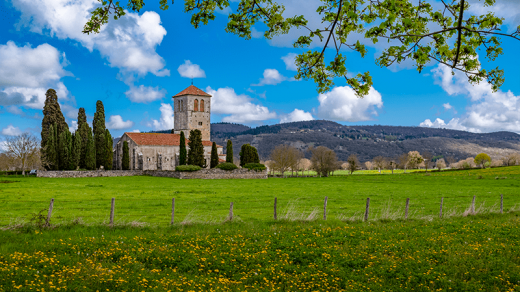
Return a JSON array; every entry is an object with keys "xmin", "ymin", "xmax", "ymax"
[
  {"xmin": 229, "ymin": 202, "xmax": 234, "ymax": 221},
  {"xmin": 170, "ymin": 198, "xmax": 175, "ymax": 225},
  {"xmin": 471, "ymin": 196, "xmax": 476, "ymax": 214},
  {"xmin": 110, "ymin": 198, "xmax": 115, "ymax": 226},
  {"xmin": 500, "ymin": 194, "xmax": 503, "ymax": 214},
  {"xmin": 323, "ymin": 196, "xmax": 328, "ymax": 220},
  {"xmin": 274, "ymin": 197, "xmax": 277, "ymax": 220},
  {"xmin": 46, "ymin": 198, "xmax": 54, "ymax": 226},
  {"xmin": 405, "ymin": 198, "xmax": 410, "ymax": 220},
  {"xmin": 439, "ymin": 197, "xmax": 444, "ymax": 218},
  {"xmin": 364, "ymin": 198, "xmax": 370, "ymax": 222}
]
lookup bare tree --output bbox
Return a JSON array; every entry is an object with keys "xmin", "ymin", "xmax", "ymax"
[
  {"xmin": 398, "ymin": 153, "xmax": 409, "ymax": 173},
  {"xmin": 386, "ymin": 158, "xmax": 397, "ymax": 174},
  {"xmin": 407, "ymin": 151, "xmax": 424, "ymax": 170},
  {"xmin": 4, "ymin": 133, "xmax": 40, "ymax": 176},
  {"xmin": 445, "ymin": 156, "xmax": 456, "ymax": 168},
  {"xmin": 270, "ymin": 144, "xmax": 301, "ymax": 177},
  {"xmin": 298, "ymin": 158, "xmax": 312, "ymax": 176},
  {"xmin": 309, "ymin": 146, "xmax": 338, "ymax": 177},
  {"xmin": 364, "ymin": 161, "xmax": 373, "ymax": 171},
  {"xmin": 436, "ymin": 158, "xmax": 446, "ymax": 171},
  {"xmin": 422, "ymin": 151, "xmax": 433, "ymax": 171},
  {"xmin": 372, "ymin": 156, "xmax": 386, "ymax": 173},
  {"xmin": 504, "ymin": 153, "xmax": 520, "ymax": 166},
  {"xmin": 347, "ymin": 154, "xmax": 360, "ymax": 175}
]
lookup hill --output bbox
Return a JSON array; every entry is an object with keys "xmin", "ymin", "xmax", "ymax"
[{"xmin": 210, "ymin": 120, "xmax": 520, "ymax": 162}]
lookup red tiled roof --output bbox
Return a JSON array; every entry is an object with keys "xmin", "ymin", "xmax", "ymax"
[
  {"xmin": 125, "ymin": 133, "xmax": 221, "ymax": 147},
  {"xmin": 173, "ymin": 85, "xmax": 212, "ymax": 98},
  {"xmin": 218, "ymin": 159, "xmax": 226, "ymax": 163}
]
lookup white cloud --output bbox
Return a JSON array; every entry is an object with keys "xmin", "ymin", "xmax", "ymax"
[
  {"xmin": 106, "ymin": 115, "xmax": 134, "ymax": 130},
  {"xmin": 152, "ymin": 103, "xmax": 174, "ymax": 130},
  {"xmin": 420, "ymin": 63, "xmax": 520, "ymax": 133},
  {"xmin": 132, "ymin": 129, "xmax": 140, "ymax": 133},
  {"xmin": 206, "ymin": 86, "xmax": 277, "ymax": 123},
  {"xmin": 177, "ymin": 60, "xmax": 206, "ymax": 79},
  {"xmin": 280, "ymin": 109, "xmax": 314, "ymax": 123},
  {"xmin": 1, "ymin": 125, "xmax": 22, "ymax": 136},
  {"xmin": 442, "ymin": 103, "xmax": 453, "ymax": 110},
  {"xmin": 253, "ymin": 69, "xmax": 287, "ymax": 86},
  {"xmin": 0, "ymin": 41, "xmax": 72, "ymax": 110},
  {"xmin": 281, "ymin": 53, "xmax": 298, "ymax": 71},
  {"xmin": 125, "ymin": 85, "xmax": 166, "ymax": 103},
  {"xmin": 317, "ymin": 86, "xmax": 384, "ymax": 122},
  {"xmin": 251, "ymin": 27, "xmax": 263, "ymax": 38},
  {"xmin": 69, "ymin": 120, "xmax": 78, "ymax": 133},
  {"xmin": 12, "ymin": 0, "xmax": 169, "ymax": 81},
  {"xmin": 0, "ymin": 141, "xmax": 7, "ymax": 152}
]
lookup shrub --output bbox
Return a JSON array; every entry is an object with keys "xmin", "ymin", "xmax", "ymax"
[
  {"xmin": 175, "ymin": 165, "xmax": 202, "ymax": 172},
  {"xmin": 216, "ymin": 162, "xmax": 238, "ymax": 171},
  {"xmin": 244, "ymin": 163, "xmax": 266, "ymax": 171}
]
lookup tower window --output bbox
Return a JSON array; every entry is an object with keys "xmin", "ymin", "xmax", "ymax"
[
  {"xmin": 180, "ymin": 100, "xmax": 183, "ymax": 111},
  {"xmin": 194, "ymin": 99, "xmax": 199, "ymax": 111},
  {"xmin": 198, "ymin": 122, "xmax": 202, "ymax": 126},
  {"xmin": 200, "ymin": 99, "xmax": 204, "ymax": 112}
]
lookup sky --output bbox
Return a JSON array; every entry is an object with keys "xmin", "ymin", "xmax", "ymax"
[{"xmin": 0, "ymin": 0, "xmax": 520, "ymax": 144}]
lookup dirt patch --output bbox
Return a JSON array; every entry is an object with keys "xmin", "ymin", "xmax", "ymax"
[{"xmin": 0, "ymin": 180, "xmax": 19, "ymax": 183}]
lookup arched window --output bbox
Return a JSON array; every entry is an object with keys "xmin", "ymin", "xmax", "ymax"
[
  {"xmin": 194, "ymin": 99, "xmax": 199, "ymax": 111},
  {"xmin": 200, "ymin": 99, "xmax": 204, "ymax": 112}
]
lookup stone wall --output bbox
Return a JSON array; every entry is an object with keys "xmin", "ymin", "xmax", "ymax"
[{"xmin": 37, "ymin": 169, "xmax": 267, "ymax": 179}]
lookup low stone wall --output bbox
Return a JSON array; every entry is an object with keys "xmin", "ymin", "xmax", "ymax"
[
  {"xmin": 38, "ymin": 170, "xmax": 144, "ymax": 178},
  {"xmin": 37, "ymin": 169, "xmax": 267, "ymax": 179}
]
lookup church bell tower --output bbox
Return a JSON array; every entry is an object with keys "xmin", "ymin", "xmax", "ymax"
[{"xmin": 172, "ymin": 85, "xmax": 212, "ymax": 141}]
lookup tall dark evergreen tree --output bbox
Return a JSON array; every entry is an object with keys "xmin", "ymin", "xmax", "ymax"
[
  {"xmin": 76, "ymin": 108, "xmax": 89, "ymax": 168},
  {"xmin": 251, "ymin": 146, "xmax": 260, "ymax": 163},
  {"xmin": 104, "ymin": 129, "xmax": 113, "ymax": 170},
  {"xmin": 187, "ymin": 129, "xmax": 205, "ymax": 167},
  {"xmin": 226, "ymin": 140, "xmax": 233, "ymax": 163},
  {"xmin": 122, "ymin": 141, "xmax": 130, "ymax": 170},
  {"xmin": 93, "ymin": 101, "xmax": 106, "ymax": 169},
  {"xmin": 239, "ymin": 144, "xmax": 260, "ymax": 166},
  {"xmin": 85, "ymin": 130, "xmax": 96, "ymax": 170},
  {"xmin": 210, "ymin": 142, "xmax": 219, "ymax": 168},
  {"xmin": 46, "ymin": 124, "xmax": 58, "ymax": 170},
  {"xmin": 58, "ymin": 129, "xmax": 71, "ymax": 170},
  {"xmin": 179, "ymin": 131, "xmax": 187, "ymax": 165},
  {"xmin": 71, "ymin": 132, "xmax": 81, "ymax": 170},
  {"xmin": 41, "ymin": 89, "xmax": 67, "ymax": 169},
  {"xmin": 66, "ymin": 130, "xmax": 74, "ymax": 170}
]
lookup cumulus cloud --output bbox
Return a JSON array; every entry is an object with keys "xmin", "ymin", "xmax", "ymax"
[
  {"xmin": 69, "ymin": 120, "xmax": 78, "ymax": 133},
  {"xmin": 1, "ymin": 125, "xmax": 22, "ymax": 136},
  {"xmin": 125, "ymin": 85, "xmax": 166, "ymax": 103},
  {"xmin": 132, "ymin": 129, "xmax": 140, "ymax": 133},
  {"xmin": 420, "ymin": 63, "xmax": 520, "ymax": 133},
  {"xmin": 106, "ymin": 115, "xmax": 134, "ymax": 130},
  {"xmin": 317, "ymin": 86, "xmax": 383, "ymax": 122},
  {"xmin": 253, "ymin": 69, "xmax": 287, "ymax": 86},
  {"xmin": 206, "ymin": 87, "xmax": 277, "ymax": 123},
  {"xmin": 281, "ymin": 53, "xmax": 298, "ymax": 71},
  {"xmin": 151, "ymin": 103, "xmax": 174, "ymax": 130},
  {"xmin": 280, "ymin": 109, "xmax": 314, "ymax": 123},
  {"xmin": 0, "ymin": 41, "xmax": 72, "ymax": 110},
  {"xmin": 442, "ymin": 103, "xmax": 453, "ymax": 110},
  {"xmin": 177, "ymin": 60, "xmax": 206, "ymax": 79},
  {"xmin": 12, "ymin": 0, "xmax": 169, "ymax": 81}
]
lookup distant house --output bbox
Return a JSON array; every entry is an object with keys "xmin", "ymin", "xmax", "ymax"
[{"xmin": 113, "ymin": 85, "xmax": 225, "ymax": 170}]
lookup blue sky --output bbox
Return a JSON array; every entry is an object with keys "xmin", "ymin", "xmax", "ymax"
[{"xmin": 1, "ymin": 0, "xmax": 520, "ymax": 142}]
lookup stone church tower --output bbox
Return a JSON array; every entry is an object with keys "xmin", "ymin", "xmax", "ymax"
[{"xmin": 172, "ymin": 85, "xmax": 212, "ymax": 141}]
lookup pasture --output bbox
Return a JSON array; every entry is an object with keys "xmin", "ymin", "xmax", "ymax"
[{"xmin": 0, "ymin": 166, "xmax": 519, "ymax": 226}]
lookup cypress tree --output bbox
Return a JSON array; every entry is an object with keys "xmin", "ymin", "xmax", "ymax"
[
  {"xmin": 66, "ymin": 130, "xmax": 73, "ymax": 170},
  {"xmin": 58, "ymin": 129, "xmax": 71, "ymax": 170},
  {"xmin": 76, "ymin": 108, "xmax": 89, "ymax": 168},
  {"xmin": 85, "ymin": 130, "xmax": 96, "ymax": 170},
  {"xmin": 46, "ymin": 124, "xmax": 58, "ymax": 170},
  {"xmin": 105, "ymin": 129, "xmax": 113, "ymax": 170},
  {"xmin": 179, "ymin": 131, "xmax": 187, "ymax": 165},
  {"xmin": 239, "ymin": 144, "xmax": 249, "ymax": 167},
  {"xmin": 251, "ymin": 146, "xmax": 260, "ymax": 163},
  {"xmin": 93, "ymin": 101, "xmax": 106, "ymax": 169},
  {"xmin": 187, "ymin": 129, "xmax": 205, "ymax": 167},
  {"xmin": 210, "ymin": 142, "xmax": 219, "ymax": 168},
  {"xmin": 71, "ymin": 132, "xmax": 81, "ymax": 170},
  {"xmin": 41, "ymin": 89, "xmax": 67, "ymax": 168},
  {"xmin": 226, "ymin": 140, "xmax": 233, "ymax": 163},
  {"xmin": 122, "ymin": 141, "xmax": 130, "ymax": 170}
]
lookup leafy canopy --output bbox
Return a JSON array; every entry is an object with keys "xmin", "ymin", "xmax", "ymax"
[{"xmin": 83, "ymin": 0, "xmax": 519, "ymax": 96}]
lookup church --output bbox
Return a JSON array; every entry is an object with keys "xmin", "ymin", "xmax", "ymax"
[{"xmin": 114, "ymin": 85, "xmax": 225, "ymax": 170}]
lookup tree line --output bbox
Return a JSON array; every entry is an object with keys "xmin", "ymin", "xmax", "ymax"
[{"xmin": 40, "ymin": 89, "xmax": 113, "ymax": 171}]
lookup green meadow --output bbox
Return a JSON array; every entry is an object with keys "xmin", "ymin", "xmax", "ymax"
[{"xmin": 0, "ymin": 166, "xmax": 519, "ymax": 226}]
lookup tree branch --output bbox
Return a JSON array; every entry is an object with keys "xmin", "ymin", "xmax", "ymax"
[
  {"xmin": 309, "ymin": 0, "xmax": 343, "ymax": 69},
  {"xmin": 452, "ymin": 0, "xmax": 465, "ymax": 68}
]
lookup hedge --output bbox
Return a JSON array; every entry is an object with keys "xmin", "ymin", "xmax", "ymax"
[
  {"xmin": 244, "ymin": 163, "xmax": 266, "ymax": 172},
  {"xmin": 175, "ymin": 165, "xmax": 202, "ymax": 172},
  {"xmin": 216, "ymin": 162, "xmax": 238, "ymax": 171}
]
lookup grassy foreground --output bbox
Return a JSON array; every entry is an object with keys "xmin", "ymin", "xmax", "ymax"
[
  {"xmin": 0, "ymin": 166, "xmax": 519, "ymax": 226},
  {"xmin": 1, "ymin": 214, "xmax": 519, "ymax": 291}
]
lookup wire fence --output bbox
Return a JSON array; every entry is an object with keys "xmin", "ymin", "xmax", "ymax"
[{"xmin": 0, "ymin": 193, "xmax": 517, "ymax": 227}]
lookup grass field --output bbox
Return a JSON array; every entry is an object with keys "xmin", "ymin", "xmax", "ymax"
[
  {"xmin": 0, "ymin": 166, "xmax": 519, "ymax": 226},
  {"xmin": 0, "ymin": 214, "xmax": 519, "ymax": 291}
]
